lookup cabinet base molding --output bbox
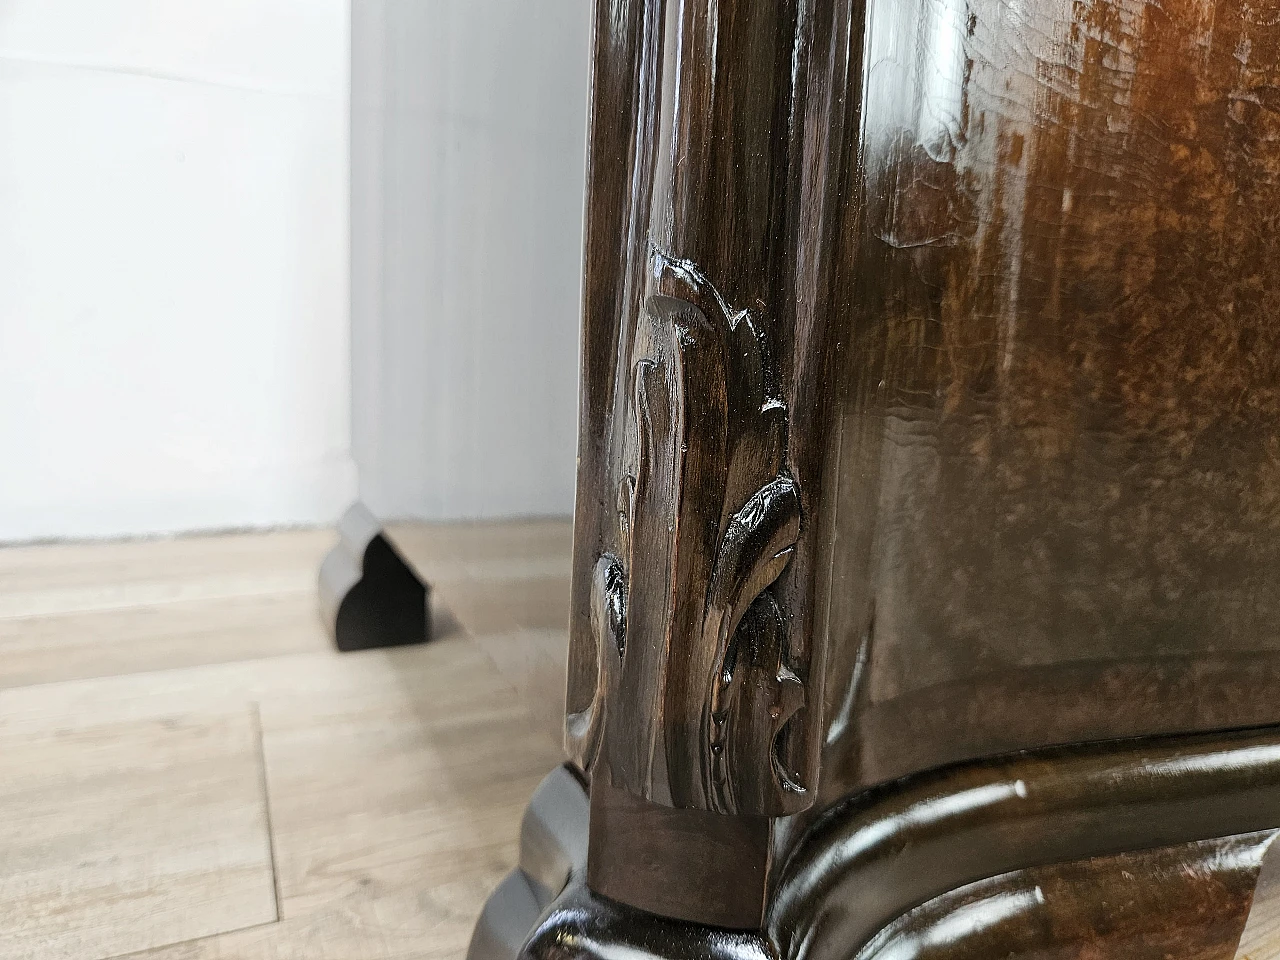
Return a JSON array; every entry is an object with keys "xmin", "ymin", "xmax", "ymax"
[
  {"xmin": 468, "ymin": 765, "xmax": 593, "ymax": 960},
  {"xmin": 471, "ymin": 728, "xmax": 1280, "ymax": 960},
  {"xmin": 317, "ymin": 501, "xmax": 431, "ymax": 652}
]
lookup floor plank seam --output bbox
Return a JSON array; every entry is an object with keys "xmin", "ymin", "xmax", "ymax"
[
  {"xmin": 99, "ymin": 917, "xmax": 282, "ymax": 960},
  {"xmin": 250, "ymin": 700, "xmax": 284, "ymax": 925}
]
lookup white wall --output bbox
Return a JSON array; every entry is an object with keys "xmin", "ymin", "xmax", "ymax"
[
  {"xmin": 0, "ymin": 1, "xmax": 354, "ymax": 541},
  {"xmin": 351, "ymin": 0, "xmax": 589, "ymax": 520}
]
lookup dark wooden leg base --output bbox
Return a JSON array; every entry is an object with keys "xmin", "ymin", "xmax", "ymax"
[
  {"xmin": 318, "ymin": 501, "xmax": 431, "ymax": 652},
  {"xmin": 586, "ymin": 779, "xmax": 770, "ymax": 929},
  {"xmin": 467, "ymin": 764, "xmax": 773, "ymax": 960},
  {"xmin": 520, "ymin": 885, "xmax": 775, "ymax": 960}
]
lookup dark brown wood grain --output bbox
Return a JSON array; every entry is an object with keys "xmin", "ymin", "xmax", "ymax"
[
  {"xmin": 511, "ymin": 833, "xmax": 1276, "ymax": 960},
  {"xmin": 817, "ymin": 0, "xmax": 1280, "ymax": 805},
  {"xmin": 562, "ymin": 0, "xmax": 1280, "ymax": 939}
]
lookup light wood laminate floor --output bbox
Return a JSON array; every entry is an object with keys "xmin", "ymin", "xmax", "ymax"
[{"xmin": 0, "ymin": 521, "xmax": 572, "ymax": 960}]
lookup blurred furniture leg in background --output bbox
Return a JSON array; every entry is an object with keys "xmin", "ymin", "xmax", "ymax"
[
  {"xmin": 471, "ymin": 0, "xmax": 1280, "ymax": 956},
  {"xmin": 318, "ymin": 501, "xmax": 431, "ymax": 652}
]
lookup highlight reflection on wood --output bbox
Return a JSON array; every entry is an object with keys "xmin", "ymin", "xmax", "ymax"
[
  {"xmin": 821, "ymin": 0, "xmax": 1280, "ymax": 802},
  {"xmin": 858, "ymin": 833, "xmax": 1279, "ymax": 960}
]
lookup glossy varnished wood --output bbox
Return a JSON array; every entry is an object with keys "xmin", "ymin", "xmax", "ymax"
[
  {"xmin": 567, "ymin": 0, "xmax": 844, "ymax": 822},
  {"xmin": 587, "ymin": 779, "xmax": 771, "ymax": 928},
  {"xmin": 818, "ymin": 0, "xmax": 1280, "ymax": 802},
  {"xmin": 570, "ymin": 0, "xmax": 1280, "ymax": 894},
  {"xmin": 521, "ymin": 833, "xmax": 1280, "ymax": 960},
  {"xmin": 770, "ymin": 729, "xmax": 1280, "ymax": 959},
  {"xmin": 549, "ymin": 0, "xmax": 1280, "ymax": 947},
  {"xmin": 568, "ymin": 0, "xmax": 866, "ymax": 922},
  {"xmin": 854, "ymin": 833, "xmax": 1278, "ymax": 960}
]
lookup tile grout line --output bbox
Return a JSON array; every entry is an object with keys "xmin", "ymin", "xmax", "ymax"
[{"xmin": 249, "ymin": 700, "xmax": 285, "ymax": 924}]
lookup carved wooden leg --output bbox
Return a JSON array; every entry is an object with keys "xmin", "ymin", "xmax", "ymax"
[
  {"xmin": 318, "ymin": 502, "xmax": 431, "ymax": 652},
  {"xmin": 560, "ymin": 0, "xmax": 847, "ymax": 930}
]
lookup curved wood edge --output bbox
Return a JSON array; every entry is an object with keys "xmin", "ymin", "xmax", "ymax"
[
  {"xmin": 521, "ymin": 883, "xmax": 777, "ymax": 960},
  {"xmin": 771, "ymin": 726, "xmax": 1280, "ymax": 960},
  {"xmin": 317, "ymin": 501, "xmax": 430, "ymax": 652},
  {"xmin": 467, "ymin": 765, "xmax": 591, "ymax": 960},
  {"xmin": 854, "ymin": 832, "xmax": 1279, "ymax": 960},
  {"xmin": 529, "ymin": 832, "xmax": 1280, "ymax": 960},
  {"xmin": 471, "ymin": 727, "xmax": 1280, "ymax": 960}
]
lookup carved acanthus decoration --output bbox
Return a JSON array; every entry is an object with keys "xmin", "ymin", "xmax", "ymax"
[{"xmin": 568, "ymin": 251, "xmax": 805, "ymax": 816}]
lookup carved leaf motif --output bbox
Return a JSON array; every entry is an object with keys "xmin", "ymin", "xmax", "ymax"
[
  {"xmin": 706, "ymin": 474, "xmax": 804, "ymax": 811},
  {"xmin": 565, "ymin": 553, "xmax": 625, "ymax": 768},
  {"xmin": 575, "ymin": 250, "xmax": 807, "ymax": 816},
  {"xmin": 713, "ymin": 593, "xmax": 807, "ymax": 812},
  {"xmin": 707, "ymin": 473, "xmax": 801, "ymax": 665}
]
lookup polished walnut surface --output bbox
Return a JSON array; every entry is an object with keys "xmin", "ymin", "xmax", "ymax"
[{"xmin": 821, "ymin": 0, "xmax": 1280, "ymax": 804}]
